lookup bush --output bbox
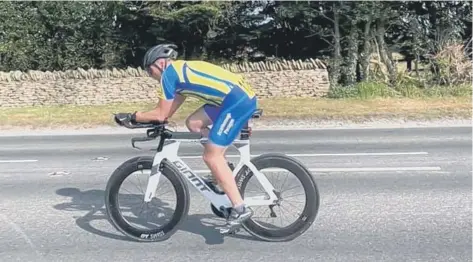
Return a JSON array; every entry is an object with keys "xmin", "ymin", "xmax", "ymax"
[
  {"xmin": 430, "ymin": 42, "xmax": 472, "ymax": 86},
  {"xmin": 327, "ymin": 81, "xmax": 472, "ymax": 99},
  {"xmin": 327, "ymin": 81, "xmax": 399, "ymax": 99}
]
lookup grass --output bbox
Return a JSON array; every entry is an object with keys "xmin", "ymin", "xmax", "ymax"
[
  {"xmin": 327, "ymin": 81, "xmax": 472, "ymax": 99},
  {"xmin": 1, "ymin": 94, "xmax": 471, "ymax": 129},
  {"xmin": 1, "ymin": 82, "xmax": 471, "ymax": 129}
]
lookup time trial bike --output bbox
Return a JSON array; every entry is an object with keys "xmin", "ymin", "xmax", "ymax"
[{"xmin": 104, "ymin": 109, "xmax": 320, "ymax": 242}]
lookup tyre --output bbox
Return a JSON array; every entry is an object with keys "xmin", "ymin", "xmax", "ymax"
[
  {"xmin": 104, "ymin": 156, "xmax": 190, "ymax": 242},
  {"xmin": 235, "ymin": 153, "xmax": 320, "ymax": 242}
]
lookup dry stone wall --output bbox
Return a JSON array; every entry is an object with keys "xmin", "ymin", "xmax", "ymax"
[{"xmin": 0, "ymin": 58, "xmax": 329, "ymax": 108}]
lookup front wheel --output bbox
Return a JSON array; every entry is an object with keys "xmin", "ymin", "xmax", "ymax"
[
  {"xmin": 104, "ymin": 156, "xmax": 190, "ymax": 242},
  {"xmin": 235, "ymin": 153, "xmax": 320, "ymax": 242}
]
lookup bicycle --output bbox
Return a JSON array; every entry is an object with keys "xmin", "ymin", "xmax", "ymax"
[{"xmin": 104, "ymin": 109, "xmax": 320, "ymax": 242}]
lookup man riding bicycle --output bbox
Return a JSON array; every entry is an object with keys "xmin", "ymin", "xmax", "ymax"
[{"xmin": 114, "ymin": 44, "xmax": 257, "ymax": 232}]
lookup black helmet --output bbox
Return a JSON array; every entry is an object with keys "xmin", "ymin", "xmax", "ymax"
[{"xmin": 142, "ymin": 43, "xmax": 178, "ymax": 70}]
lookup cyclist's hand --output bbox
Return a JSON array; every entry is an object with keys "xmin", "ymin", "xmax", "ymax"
[{"xmin": 114, "ymin": 112, "xmax": 136, "ymax": 127}]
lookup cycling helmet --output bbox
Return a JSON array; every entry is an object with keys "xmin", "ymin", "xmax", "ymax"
[{"xmin": 142, "ymin": 43, "xmax": 178, "ymax": 70}]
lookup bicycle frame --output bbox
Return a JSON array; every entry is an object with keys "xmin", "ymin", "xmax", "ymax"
[{"xmin": 143, "ymin": 136, "xmax": 279, "ymax": 209}]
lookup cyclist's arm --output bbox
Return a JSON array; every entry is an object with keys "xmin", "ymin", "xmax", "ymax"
[
  {"xmin": 168, "ymin": 93, "xmax": 186, "ymax": 117},
  {"xmin": 135, "ymin": 66, "xmax": 179, "ymax": 123},
  {"xmin": 135, "ymin": 98, "xmax": 172, "ymax": 122}
]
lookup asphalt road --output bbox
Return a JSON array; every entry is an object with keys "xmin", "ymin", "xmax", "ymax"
[{"xmin": 0, "ymin": 126, "xmax": 471, "ymax": 262}]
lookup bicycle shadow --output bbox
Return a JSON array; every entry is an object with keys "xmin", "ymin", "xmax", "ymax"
[{"xmin": 53, "ymin": 187, "xmax": 258, "ymax": 245}]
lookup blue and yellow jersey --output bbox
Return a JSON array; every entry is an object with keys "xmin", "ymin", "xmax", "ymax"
[{"xmin": 157, "ymin": 60, "xmax": 255, "ymax": 106}]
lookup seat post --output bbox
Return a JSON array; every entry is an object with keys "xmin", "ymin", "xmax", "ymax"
[
  {"xmin": 239, "ymin": 121, "xmax": 250, "ymax": 140},
  {"xmin": 239, "ymin": 108, "xmax": 261, "ymax": 140}
]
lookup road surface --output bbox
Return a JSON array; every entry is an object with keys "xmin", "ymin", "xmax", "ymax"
[{"xmin": 0, "ymin": 126, "xmax": 471, "ymax": 261}]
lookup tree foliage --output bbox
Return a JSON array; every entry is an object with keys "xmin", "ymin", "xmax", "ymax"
[{"xmin": 0, "ymin": 1, "xmax": 471, "ymax": 87}]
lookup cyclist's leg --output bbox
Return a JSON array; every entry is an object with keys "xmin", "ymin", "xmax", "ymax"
[
  {"xmin": 185, "ymin": 104, "xmax": 219, "ymax": 137},
  {"xmin": 204, "ymin": 92, "xmax": 257, "ymax": 226},
  {"xmin": 186, "ymin": 104, "xmax": 233, "ymax": 190}
]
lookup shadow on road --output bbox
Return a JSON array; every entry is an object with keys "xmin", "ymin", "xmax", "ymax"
[{"xmin": 53, "ymin": 187, "xmax": 257, "ymax": 245}]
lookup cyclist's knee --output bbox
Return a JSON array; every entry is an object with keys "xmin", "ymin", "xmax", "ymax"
[
  {"xmin": 185, "ymin": 117, "xmax": 201, "ymax": 133},
  {"xmin": 203, "ymin": 143, "xmax": 226, "ymax": 164},
  {"xmin": 186, "ymin": 106, "xmax": 212, "ymax": 133}
]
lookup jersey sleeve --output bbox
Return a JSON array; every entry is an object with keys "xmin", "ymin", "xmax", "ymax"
[{"xmin": 157, "ymin": 64, "xmax": 179, "ymax": 100}]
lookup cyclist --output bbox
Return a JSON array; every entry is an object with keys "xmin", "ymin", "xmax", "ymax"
[{"xmin": 114, "ymin": 44, "xmax": 257, "ymax": 233}]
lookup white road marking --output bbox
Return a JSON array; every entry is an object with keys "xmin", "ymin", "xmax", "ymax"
[
  {"xmin": 0, "ymin": 214, "xmax": 41, "ymax": 256},
  {"xmin": 0, "ymin": 152, "xmax": 428, "ymax": 163},
  {"xmin": 309, "ymin": 167, "xmax": 442, "ymax": 172},
  {"xmin": 0, "ymin": 159, "xmax": 38, "ymax": 163},
  {"xmin": 180, "ymin": 152, "xmax": 429, "ymax": 159},
  {"xmin": 191, "ymin": 166, "xmax": 441, "ymax": 173}
]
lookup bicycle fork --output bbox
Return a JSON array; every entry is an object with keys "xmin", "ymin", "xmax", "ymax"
[{"xmin": 143, "ymin": 156, "xmax": 165, "ymax": 202}]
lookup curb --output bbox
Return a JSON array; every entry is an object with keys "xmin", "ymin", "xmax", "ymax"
[{"xmin": 0, "ymin": 118, "xmax": 470, "ymax": 137}]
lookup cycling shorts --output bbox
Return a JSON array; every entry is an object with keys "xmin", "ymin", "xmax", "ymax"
[{"xmin": 203, "ymin": 85, "xmax": 257, "ymax": 147}]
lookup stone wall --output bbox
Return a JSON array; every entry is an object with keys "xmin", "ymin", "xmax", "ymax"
[{"xmin": 0, "ymin": 58, "xmax": 329, "ymax": 108}]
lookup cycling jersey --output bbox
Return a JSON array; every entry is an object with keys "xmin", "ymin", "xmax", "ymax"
[
  {"xmin": 157, "ymin": 60, "xmax": 255, "ymax": 105},
  {"xmin": 158, "ymin": 60, "xmax": 258, "ymax": 147}
]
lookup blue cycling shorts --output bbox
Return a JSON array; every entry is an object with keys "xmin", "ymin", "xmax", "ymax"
[{"xmin": 203, "ymin": 86, "xmax": 257, "ymax": 147}]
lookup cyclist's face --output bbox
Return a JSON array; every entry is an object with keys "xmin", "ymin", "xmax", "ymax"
[
  {"xmin": 148, "ymin": 59, "xmax": 168, "ymax": 80},
  {"xmin": 148, "ymin": 63, "xmax": 162, "ymax": 80}
]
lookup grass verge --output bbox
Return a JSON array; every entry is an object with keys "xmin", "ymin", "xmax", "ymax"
[{"xmin": 1, "ymin": 95, "xmax": 471, "ymax": 129}]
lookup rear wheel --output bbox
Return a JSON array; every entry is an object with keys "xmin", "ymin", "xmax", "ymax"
[{"xmin": 235, "ymin": 153, "xmax": 320, "ymax": 242}]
